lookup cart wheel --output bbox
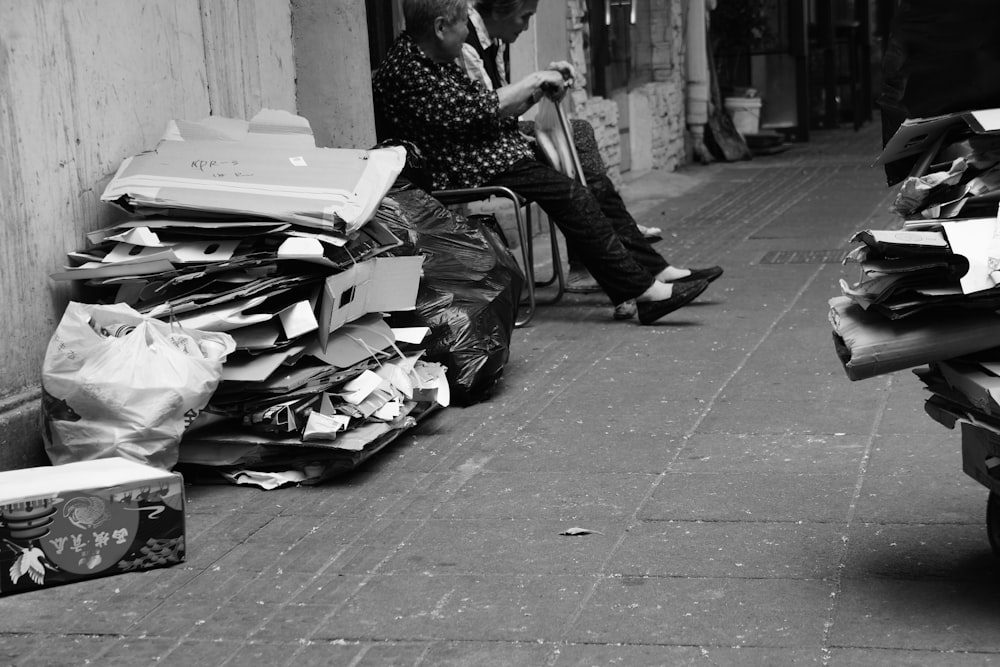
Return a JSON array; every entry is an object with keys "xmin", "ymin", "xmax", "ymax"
[{"xmin": 988, "ymin": 492, "xmax": 1000, "ymax": 558}]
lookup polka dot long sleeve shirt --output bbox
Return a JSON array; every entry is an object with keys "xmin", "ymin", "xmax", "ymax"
[{"xmin": 372, "ymin": 32, "xmax": 533, "ymax": 191}]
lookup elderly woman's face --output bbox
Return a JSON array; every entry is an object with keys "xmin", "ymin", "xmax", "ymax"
[{"xmin": 490, "ymin": 0, "xmax": 539, "ymax": 43}]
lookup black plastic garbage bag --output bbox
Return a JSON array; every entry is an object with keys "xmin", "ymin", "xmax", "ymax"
[{"xmin": 381, "ymin": 185, "xmax": 524, "ymax": 405}]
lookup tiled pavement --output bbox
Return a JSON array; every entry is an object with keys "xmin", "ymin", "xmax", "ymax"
[{"xmin": 4, "ymin": 118, "xmax": 1000, "ymax": 666}]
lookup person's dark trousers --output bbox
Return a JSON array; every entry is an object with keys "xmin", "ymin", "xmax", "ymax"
[
  {"xmin": 486, "ymin": 158, "xmax": 668, "ymax": 305},
  {"xmin": 576, "ymin": 168, "xmax": 671, "ymax": 271},
  {"xmin": 554, "ymin": 121, "xmax": 672, "ymax": 274}
]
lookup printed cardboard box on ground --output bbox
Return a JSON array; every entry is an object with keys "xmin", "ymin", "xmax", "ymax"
[{"xmin": 0, "ymin": 458, "xmax": 185, "ymax": 596}]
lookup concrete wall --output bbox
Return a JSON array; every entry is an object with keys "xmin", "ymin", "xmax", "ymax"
[
  {"xmin": 293, "ymin": 0, "xmax": 377, "ymax": 149},
  {"xmin": 0, "ymin": 0, "xmax": 296, "ymax": 470}
]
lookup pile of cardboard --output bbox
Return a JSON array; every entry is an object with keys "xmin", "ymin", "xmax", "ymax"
[
  {"xmin": 917, "ymin": 357, "xmax": 1000, "ymax": 498},
  {"xmin": 830, "ymin": 108, "xmax": 1000, "ymax": 381},
  {"xmin": 828, "ymin": 108, "xmax": 1000, "ymax": 505},
  {"xmin": 52, "ymin": 110, "xmax": 450, "ymax": 489}
]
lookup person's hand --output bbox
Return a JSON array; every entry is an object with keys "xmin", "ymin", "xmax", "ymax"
[
  {"xmin": 546, "ymin": 60, "xmax": 576, "ymax": 86},
  {"xmin": 536, "ymin": 69, "xmax": 570, "ymax": 101}
]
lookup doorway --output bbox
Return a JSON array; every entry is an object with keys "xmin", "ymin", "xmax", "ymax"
[{"xmin": 587, "ymin": 0, "xmax": 652, "ymax": 172}]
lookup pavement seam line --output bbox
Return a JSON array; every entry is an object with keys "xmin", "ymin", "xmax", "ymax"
[
  {"xmin": 817, "ymin": 181, "xmax": 896, "ymax": 663},
  {"xmin": 818, "ymin": 377, "xmax": 887, "ymax": 665}
]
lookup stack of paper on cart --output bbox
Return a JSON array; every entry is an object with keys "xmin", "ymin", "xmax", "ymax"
[
  {"xmin": 52, "ymin": 110, "xmax": 449, "ymax": 489},
  {"xmin": 830, "ymin": 220, "xmax": 1000, "ymax": 380}
]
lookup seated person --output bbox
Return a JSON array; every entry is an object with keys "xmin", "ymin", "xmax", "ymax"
[
  {"xmin": 458, "ymin": 0, "xmax": 722, "ymax": 316},
  {"xmin": 372, "ymin": 0, "xmax": 714, "ymax": 325}
]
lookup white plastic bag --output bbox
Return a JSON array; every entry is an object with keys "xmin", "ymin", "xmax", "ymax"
[{"xmin": 41, "ymin": 302, "xmax": 236, "ymax": 469}]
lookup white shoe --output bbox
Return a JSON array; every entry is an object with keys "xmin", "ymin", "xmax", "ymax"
[
  {"xmin": 637, "ymin": 224, "xmax": 662, "ymax": 239},
  {"xmin": 613, "ymin": 299, "xmax": 637, "ymax": 320}
]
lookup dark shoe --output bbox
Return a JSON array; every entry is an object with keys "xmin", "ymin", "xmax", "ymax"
[
  {"xmin": 674, "ymin": 266, "xmax": 723, "ymax": 283},
  {"xmin": 636, "ymin": 279, "xmax": 710, "ymax": 325}
]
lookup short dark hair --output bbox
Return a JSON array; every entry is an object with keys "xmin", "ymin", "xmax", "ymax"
[
  {"xmin": 404, "ymin": 0, "xmax": 468, "ymax": 40},
  {"xmin": 473, "ymin": 0, "xmax": 531, "ymax": 20}
]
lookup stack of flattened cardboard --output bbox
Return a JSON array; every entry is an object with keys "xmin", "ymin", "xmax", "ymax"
[
  {"xmin": 830, "ymin": 108, "xmax": 1000, "ymax": 382},
  {"xmin": 917, "ymin": 357, "xmax": 1000, "ymax": 497},
  {"xmin": 53, "ymin": 110, "xmax": 449, "ymax": 489}
]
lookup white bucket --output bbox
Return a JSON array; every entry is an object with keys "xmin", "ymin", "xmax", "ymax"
[{"xmin": 724, "ymin": 96, "xmax": 762, "ymax": 136}]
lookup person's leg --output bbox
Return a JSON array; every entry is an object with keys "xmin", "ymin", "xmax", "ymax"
[
  {"xmin": 566, "ymin": 120, "xmax": 679, "ymax": 281},
  {"xmin": 583, "ymin": 169, "xmax": 727, "ymax": 283},
  {"xmin": 584, "ymin": 171, "xmax": 669, "ymax": 277},
  {"xmin": 570, "ymin": 119, "xmax": 657, "ymax": 243},
  {"xmin": 486, "ymin": 158, "xmax": 661, "ymax": 305}
]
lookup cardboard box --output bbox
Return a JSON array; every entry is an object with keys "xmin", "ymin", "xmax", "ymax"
[
  {"xmin": 935, "ymin": 360, "xmax": 1000, "ymax": 418},
  {"xmin": 318, "ymin": 255, "xmax": 424, "ymax": 347},
  {"xmin": 960, "ymin": 423, "xmax": 1000, "ymax": 495},
  {"xmin": 0, "ymin": 458, "xmax": 185, "ymax": 596}
]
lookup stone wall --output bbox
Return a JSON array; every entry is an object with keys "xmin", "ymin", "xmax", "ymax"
[{"xmin": 632, "ymin": 81, "xmax": 686, "ymax": 173}]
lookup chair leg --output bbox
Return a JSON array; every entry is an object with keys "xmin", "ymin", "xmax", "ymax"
[
  {"xmin": 546, "ymin": 217, "xmax": 566, "ymax": 303},
  {"xmin": 529, "ymin": 206, "xmax": 565, "ymax": 300},
  {"xmin": 508, "ymin": 195, "xmax": 535, "ymax": 328},
  {"xmin": 526, "ymin": 203, "xmax": 553, "ymax": 288}
]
